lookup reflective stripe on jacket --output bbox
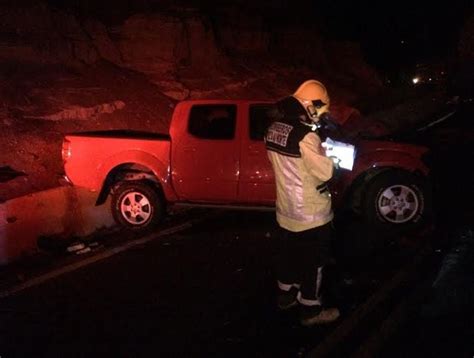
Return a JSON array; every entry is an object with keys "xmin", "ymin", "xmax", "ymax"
[{"xmin": 265, "ymin": 119, "xmax": 334, "ymax": 232}]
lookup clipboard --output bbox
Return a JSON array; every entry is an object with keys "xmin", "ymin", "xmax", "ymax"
[{"xmin": 322, "ymin": 137, "xmax": 356, "ymax": 171}]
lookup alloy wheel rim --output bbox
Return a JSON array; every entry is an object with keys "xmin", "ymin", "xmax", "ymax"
[
  {"xmin": 377, "ymin": 184, "xmax": 419, "ymax": 224},
  {"xmin": 120, "ymin": 191, "xmax": 152, "ymax": 225}
]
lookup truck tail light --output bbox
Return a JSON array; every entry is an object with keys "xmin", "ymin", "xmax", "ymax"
[{"xmin": 62, "ymin": 139, "xmax": 71, "ymax": 162}]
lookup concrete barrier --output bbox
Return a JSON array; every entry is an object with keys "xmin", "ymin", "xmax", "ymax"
[{"xmin": 0, "ymin": 186, "xmax": 114, "ymax": 265}]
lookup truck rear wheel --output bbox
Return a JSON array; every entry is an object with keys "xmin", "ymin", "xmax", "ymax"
[{"xmin": 111, "ymin": 181, "xmax": 165, "ymax": 231}]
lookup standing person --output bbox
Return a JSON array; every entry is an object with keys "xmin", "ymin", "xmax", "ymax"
[{"xmin": 265, "ymin": 79, "xmax": 340, "ymax": 326}]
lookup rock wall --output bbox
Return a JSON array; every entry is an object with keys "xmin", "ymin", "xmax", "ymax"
[
  {"xmin": 0, "ymin": 2, "xmax": 381, "ymax": 93},
  {"xmin": 0, "ymin": 3, "xmax": 100, "ymax": 65}
]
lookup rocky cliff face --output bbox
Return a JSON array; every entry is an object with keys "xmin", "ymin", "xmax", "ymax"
[
  {"xmin": 0, "ymin": 1, "xmax": 386, "ymax": 202},
  {"xmin": 0, "ymin": 2, "xmax": 384, "ymax": 98}
]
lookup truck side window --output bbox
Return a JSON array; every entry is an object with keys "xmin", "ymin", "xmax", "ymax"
[
  {"xmin": 188, "ymin": 105, "xmax": 236, "ymax": 139},
  {"xmin": 249, "ymin": 104, "xmax": 273, "ymax": 141}
]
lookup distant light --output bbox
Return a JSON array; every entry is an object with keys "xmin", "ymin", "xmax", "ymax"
[
  {"xmin": 412, "ymin": 77, "xmax": 420, "ymax": 84},
  {"xmin": 429, "ymin": 78, "xmax": 432, "ymax": 81},
  {"xmin": 400, "ymin": 40, "xmax": 405, "ymax": 44}
]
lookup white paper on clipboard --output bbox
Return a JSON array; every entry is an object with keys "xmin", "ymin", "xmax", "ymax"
[{"xmin": 322, "ymin": 137, "xmax": 356, "ymax": 171}]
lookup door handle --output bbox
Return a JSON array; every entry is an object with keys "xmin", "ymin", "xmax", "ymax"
[{"xmin": 183, "ymin": 147, "xmax": 196, "ymax": 153}]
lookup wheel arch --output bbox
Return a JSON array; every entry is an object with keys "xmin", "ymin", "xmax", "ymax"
[
  {"xmin": 96, "ymin": 160, "xmax": 173, "ymax": 205},
  {"xmin": 344, "ymin": 166, "xmax": 428, "ymax": 214}
]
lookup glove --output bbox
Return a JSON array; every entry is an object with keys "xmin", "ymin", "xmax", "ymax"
[{"xmin": 329, "ymin": 156, "xmax": 342, "ymax": 180}]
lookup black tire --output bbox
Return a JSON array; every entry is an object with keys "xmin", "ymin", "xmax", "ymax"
[
  {"xmin": 362, "ymin": 170, "xmax": 432, "ymax": 234},
  {"xmin": 111, "ymin": 181, "xmax": 165, "ymax": 231}
]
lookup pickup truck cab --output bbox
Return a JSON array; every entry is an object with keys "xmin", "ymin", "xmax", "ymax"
[{"xmin": 62, "ymin": 99, "xmax": 431, "ymax": 233}]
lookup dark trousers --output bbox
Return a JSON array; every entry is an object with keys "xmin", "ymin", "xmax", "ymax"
[{"xmin": 276, "ymin": 222, "xmax": 333, "ymax": 304}]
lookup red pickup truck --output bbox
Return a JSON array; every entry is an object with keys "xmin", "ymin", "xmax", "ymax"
[{"xmin": 62, "ymin": 99, "xmax": 431, "ymax": 233}]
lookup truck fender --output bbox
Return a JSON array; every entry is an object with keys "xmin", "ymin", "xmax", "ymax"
[
  {"xmin": 340, "ymin": 150, "xmax": 429, "ymax": 212},
  {"xmin": 350, "ymin": 150, "xmax": 429, "ymax": 182}
]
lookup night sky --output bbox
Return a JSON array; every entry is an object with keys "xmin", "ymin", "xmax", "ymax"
[{"xmin": 321, "ymin": 2, "xmax": 473, "ymax": 69}]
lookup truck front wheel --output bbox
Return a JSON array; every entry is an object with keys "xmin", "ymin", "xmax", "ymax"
[
  {"xmin": 111, "ymin": 181, "xmax": 165, "ymax": 231},
  {"xmin": 363, "ymin": 170, "xmax": 432, "ymax": 234}
]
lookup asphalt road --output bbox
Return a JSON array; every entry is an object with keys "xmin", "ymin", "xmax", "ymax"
[
  {"xmin": 2, "ymin": 192, "xmax": 469, "ymax": 357},
  {"xmin": 0, "ymin": 211, "xmax": 305, "ymax": 357},
  {"xmin": 0, "ymin": 209, "xmax": 415, "ymax": 358}
]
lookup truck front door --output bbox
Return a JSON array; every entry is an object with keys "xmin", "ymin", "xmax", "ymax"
[{"xmin": 171, "ymin": 103, "xmax": 239, "ymax": 202}]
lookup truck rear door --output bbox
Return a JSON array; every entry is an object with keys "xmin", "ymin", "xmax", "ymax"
[
  {"xmin": 237, "ymin": 102, "xmax": 276, "ymax": 205},
  {"xmin": 171, "ymin": 103, "xmax": 240, "ymax": 202}
]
